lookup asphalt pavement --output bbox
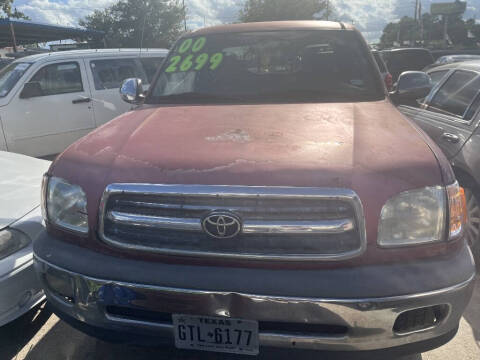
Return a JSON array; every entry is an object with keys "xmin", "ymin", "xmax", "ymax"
[{"xmin": 1, "ymin": 278, "xmax": 478, "ymax": 360}]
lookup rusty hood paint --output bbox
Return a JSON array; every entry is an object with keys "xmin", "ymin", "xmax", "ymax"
[{"xmin": 50, "ymin": 100, "xmax": 444, "ymax": 246}]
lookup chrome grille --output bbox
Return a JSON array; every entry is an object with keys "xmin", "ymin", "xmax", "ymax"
[{"xmin": 99, "ymin": 184, "xmax": 366, "ymax": 261}]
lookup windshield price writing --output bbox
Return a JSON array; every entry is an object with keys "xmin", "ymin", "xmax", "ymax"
[{"xmin": 165, "ymin": 37, "xmax": 224, "ymax": 73}]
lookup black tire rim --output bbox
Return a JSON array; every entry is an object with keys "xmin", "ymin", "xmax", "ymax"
[{"xmin": 465, "ymin": 188, "xmax": 480, "ymax": 248}]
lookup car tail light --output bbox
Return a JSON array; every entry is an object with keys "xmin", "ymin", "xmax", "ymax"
[
  {"xmin": 447, "ymin": 183, "xmax": 468, "ymax": 240},
  {"xmin": 385, "ymin": 73, "xmax": 393, "ymax": 91}
]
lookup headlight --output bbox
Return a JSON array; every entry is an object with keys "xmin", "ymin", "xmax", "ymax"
[
  {"xmin": 378, "ymin": 183, "xmax": 467, "ymax": 247},
  {"xmin": 42, "ymin": 176, "xmax": 88, "ymax": 234},
  {"xmin": 378, "ymin": 186, "xmax": 446, "ymax": 247},
  {"xmin": 0, "ymin": 229, "xmax": 30, "ymax": 260}
]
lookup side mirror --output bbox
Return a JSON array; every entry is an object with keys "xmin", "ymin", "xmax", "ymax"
[
  {"xmin": 20, "ymin": 82, "xmax": 43, "ymax": 99},
  {"xmin": 120, "ymin": 78, "xmax": 145, "ymax": 105},
  {"xmin": 390, "ymin": 71, "xmax": 432, "ymax": 105}
]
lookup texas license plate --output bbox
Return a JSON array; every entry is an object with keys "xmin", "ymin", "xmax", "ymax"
[{"xmin": 172, "ymin": 314, "xmax": 259, "ymax": 355}]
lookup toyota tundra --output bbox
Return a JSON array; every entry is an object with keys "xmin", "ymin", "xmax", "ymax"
[{"xmin": 34, "ymin": 21, "xmax": 476, "ymax": 359}]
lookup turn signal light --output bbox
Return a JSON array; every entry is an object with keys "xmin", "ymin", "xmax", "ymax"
[{"xmin": 447, "ymin": 182, "xmax": 468, "ymax": 240}]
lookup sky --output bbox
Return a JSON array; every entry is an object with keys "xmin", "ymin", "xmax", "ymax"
[{"xmin": 12, "ymin": 0, "xmax": 480, "ymax": 43}]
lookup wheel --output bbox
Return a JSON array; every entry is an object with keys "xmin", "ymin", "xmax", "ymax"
[{"xmin": 464, "ymin": 187, "xmax": 480, "ymax": 252}]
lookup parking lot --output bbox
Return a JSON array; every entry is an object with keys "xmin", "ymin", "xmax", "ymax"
[{"xmin": 0, "ymin": 276, "xmax": 478, "ymax": 360}]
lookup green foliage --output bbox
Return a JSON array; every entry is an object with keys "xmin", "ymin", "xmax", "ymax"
[
  {"xmin": 239, "ymin": 0, "xmax": 332, "ymax": 23},
  {"xmin": 0, "ymin": 0, "xmax": 29, "ymax": 20},
  {"xmin": 79, "ymin": 0, "xmax": 185, "ymax": 48}
]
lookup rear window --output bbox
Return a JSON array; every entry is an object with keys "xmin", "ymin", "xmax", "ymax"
[
  {"xmin": 90, "ymin": 58, "xmax": 146, "ymax": 90},
  {"xmin": 149, "ymin": 30, "xmax": 384, "ymax": 104}
]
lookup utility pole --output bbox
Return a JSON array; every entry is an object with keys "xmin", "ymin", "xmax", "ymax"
[
  {"xmin": 419, "ymin": 1, "xmax": 424, "ymax": 44},
  {"xmin": 183, "ymin": 0, "xmax": 187, "ymax": 31},
  {"xmin": 8, "ymin": 19, "xmax": 17, "ymax": 53},
  {"xmin": 414, "ymin": 0, "xmax": 418, "ymax": 22},
  {"xmin": 326, "ymin": 0, "xmax": 329, "ymax": 21},
  {"xmin": 444, "ymin": 14, "xmax": 449, "ymax": 47},
  {"xmin": 410, "ymin": 0, "xmax": 419, "ymax": 46}
]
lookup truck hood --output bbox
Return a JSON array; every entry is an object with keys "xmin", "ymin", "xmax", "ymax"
[
  {"xmin": 51, "ymin": 100, "xmax": 444, "ymax": 233},
  {"xmin": 0, "ymin": 151, "xmax": 50, "ymax": 230}
]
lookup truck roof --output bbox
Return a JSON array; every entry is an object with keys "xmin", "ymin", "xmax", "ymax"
[
  {"xmin": 14, "ymin": 48, "xmax": 169, "ymax": 63},
  {"xmin": 191, "ymin": 21, "xmax": 354, "ymax": 36}
]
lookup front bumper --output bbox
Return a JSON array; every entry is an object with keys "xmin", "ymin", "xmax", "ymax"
[
  {"xmin": 0, "ymin": 209, "xmax": 46, "ymax": 326},
  {"xmin": 33, "ymin": 232, "xmax": 476, "ymax": 356},
  {"xmin": 0, "ymin": 252, "xmax": 45, "ymax": 327}
]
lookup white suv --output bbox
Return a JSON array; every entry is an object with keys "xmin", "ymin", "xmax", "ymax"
[{"xmin": 0, "ymin": 48, "xmax": 168, "ymax": 157}]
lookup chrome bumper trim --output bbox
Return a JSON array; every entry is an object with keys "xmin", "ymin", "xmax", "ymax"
[
  {"xmin": 242, "ymin": 219, "xmax": 355, "ymax": 234},
  {"xmin": 108, "ymin": 210, "xmax": 355, "ymax": 235},
  {"xmin": 34, "ymin": 255, "xmax": 475, "ymax": 352},
  {"xmin": 108, "ymin": 211, "xmax": 202, "ymax": 231}
]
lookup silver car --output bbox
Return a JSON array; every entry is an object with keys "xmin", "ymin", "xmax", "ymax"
[
  {"xmin": 0, "ymin": 151, "xmax": 49, "ymax": 326},
  {"xmin": 399, "ymin": 60, "xmax": 480, "ymax": 255}
]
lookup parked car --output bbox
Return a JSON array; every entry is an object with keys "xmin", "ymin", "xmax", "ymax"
[
  {"xmin": 0, "ymin": 151, "xmax": 50, "ymax": 326},
  {"xmin": 372, "ymin": 50, "xmax": 393, "ymax": 90},
  {"xmin": 381, "ymin": 48, "xmax": 434, "ymax": 82},
  {"xmin": 424, "ymin": 55, "xmax": 480, "ymax": 71},
  {"xmin": 398, "ymin": 60, "xmax": 480, "ymax": 255},
  {"xmin": 34, "ymin": 21, "xmax": 475, "ymax": 359},
  {"xmin": 0, "ymin": 48, "xmax": 168, "ymax": 158}
]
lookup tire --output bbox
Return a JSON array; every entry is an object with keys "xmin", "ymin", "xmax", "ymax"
[{"xmin": 462, "ymin": 185, "xmax": 480, "ymax": 257}]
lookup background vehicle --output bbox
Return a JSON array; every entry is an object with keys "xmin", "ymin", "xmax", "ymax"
[
  {"xmin": 0, "ymin": 151, "xmax": 50, "ymax": 326},
  {"xmin": 398, "ymin": 60, "xmax": 480, "ymax": 255},
  {"xmin": 0, "ymin": 48, "xmax": 168, "ymax": 158},
  {"xmin": 372, "ymin": 50, "xmax": 393, "ymax": 91},
  {"xmin": 382, "ymin": 48, "xmax": 434, "ymax": 82},
  {"xmin": 424, "ymin": 55, "xmax": 480, "ymax": 71},
  {"xmin": 35, "ymin": 21, "xmax": 475, "ymax": 359}
]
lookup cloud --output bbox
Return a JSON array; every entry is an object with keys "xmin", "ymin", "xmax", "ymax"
[
  {"xmin": 13, "ymin": 0, "xmax": 480, "ymax": 43},
  {"xmin": 15, "ymin": 0, "xmax": 116, "ymax": 26}
]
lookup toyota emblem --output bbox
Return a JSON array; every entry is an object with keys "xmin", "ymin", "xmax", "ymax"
[{"xmin": 202, "ymin": 212, "xmax": 242, "ymax": 239}]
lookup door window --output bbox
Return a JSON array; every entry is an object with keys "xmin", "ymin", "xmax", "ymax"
[
  {"xmin": 140, "ymin": 57, "xmax": 165, "ymax": 83},
  {"xmin": 429, "ymin": 70, "xmax": 480, "ymax": 120},
  {"xmin": 428, "ymin": 70, "xmax": 449, "ymax": 86},
  {"xmin": 90, "ymin": 58, "xmax": 146, "ymax": 90},
  {"xmin": 29, "ymin": 62, "xmax": 83, "ymax": 96}
]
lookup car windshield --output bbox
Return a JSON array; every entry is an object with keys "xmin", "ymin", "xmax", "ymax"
[
  {"xmin": 0, "ymin": 62, "xmax": 31, "ymax": 97},
  {"xmin": 148, "ymin": 30, "xmax": 384, "ymax": 104}
]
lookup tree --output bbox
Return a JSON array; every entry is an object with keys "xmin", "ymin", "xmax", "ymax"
[
  {"xmin": 380, "ymin": 10, "xmax": 480, "ymax": 49},
  {"xmin": 239, "ymin": 0, "xmax": 332, "ymax": 23},
  {"xmin": 0, "ymin": 0, "xmax": 29, "ymax": 20},
  {"xmin": 79, "ymin": 0, "xmax": 185, "ymax": 49}
]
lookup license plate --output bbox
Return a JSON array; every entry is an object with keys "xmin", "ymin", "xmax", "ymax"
[{"xmin": 172, "ymin": 314, "xmax": 259, "ymax": 355}]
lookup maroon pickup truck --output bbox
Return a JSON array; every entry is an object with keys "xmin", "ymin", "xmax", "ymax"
[{"xmin": 34, "ymin": 21, "xmax": 475, "ymax": 359}]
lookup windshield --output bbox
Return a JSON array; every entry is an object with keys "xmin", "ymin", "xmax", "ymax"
[
  {"xmin": 148, "ymin": 30, "xmax": 384, "ymax": 104},
  {"xmin": 0, "ymin": 62, "xmax": 31, "ymax": 97}
]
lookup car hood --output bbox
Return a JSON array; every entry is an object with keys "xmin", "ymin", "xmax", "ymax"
[
  {"xmin": 51, "ymin": 100, "xmax": 444, "ymax": 232},
  {"xmin": 0, "ymin": 151, "xmax": 50, "ymax": 230}
]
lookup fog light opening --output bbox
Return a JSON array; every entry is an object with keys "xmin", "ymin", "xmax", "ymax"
[
  {"xmin": 44, "ymin": 270, "xmax": 75, "ymax": 304},
  {"xmin": 393, "ymin": 305, "xmax": 449, "ymax": 335}
]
